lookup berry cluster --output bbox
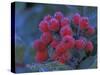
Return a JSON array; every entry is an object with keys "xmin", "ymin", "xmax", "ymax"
[{"xmin": 33, "ymin": 12, "xmax": 95, "ymax": 64}]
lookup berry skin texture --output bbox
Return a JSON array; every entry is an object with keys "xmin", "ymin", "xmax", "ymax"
[
  {"xmin": 80, "ymin": 17, "xmax": 89, "ymax": 30},
  {"xmin": 60, "ymin": 26, "xmax": 73, "ymax": 37},
  {"xmin": 54, "ymin": 11, "xmax": 63, "ymax": 21},
  {"xmin": 33, "ymin": 39, "xmax": 46, "ymax": 51},
  {"xmin": 39, "ymin": 20, "xmax": 49, "ymax": 32},
  {"xmin": 35, "ymin": 50, "xmax": 48, "ymax": 63},
  {"xmin": 75, "ymin": 39, "xmax": 86, "ymax": 50},
  {"xmin": 48, "ymin": 18, "xmax": 60, "ymax": 31},
  {"xmin": 86, "ymin": 26, "xmax": 95, "ymax": 35},
  {"xmin": 62, "ymin": 35, "xmax": 75, "ymax": 49},
  {"xmin": 44, "ymin": 15, "xmax": 52, "ymax": 21},
  {"xmin": 40, "ymin": 32, "xmax": 53, "ymax": 45},
  {"xmin": 73, "ymin": 13, "xmax": 80, "ymax": 25},
  {"xmin": 55, "ymin": 42, "xmax": 67, "ymax": 54},
  {"xmin": 50, "ymin": 39, "xmax": 59, "ymax": 48},
  {"xmin": 61, "ymin": 17, "xmax": 70, "ymax": 27},
  {"xmin": 85, "ymin": 41, "xmax": 94, "ymax": 53}
]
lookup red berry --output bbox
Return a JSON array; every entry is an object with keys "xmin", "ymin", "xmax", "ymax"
[
  {"xmin": 48, "ymin": 18, "xmax": 59, "ymax": 31},
  {"xmin": 35, "ymin": 50, "xmax": 48, "ymax": 63},
  {"xmin": 44, "ymin": 15, "xmax": 52, "ymax": 21},
  {"xmin": 40, "ymin": 32, "xmax": 52, "ymax": 45},
  {"xmin": 61, "ymin": 17, "xmax": 70, "ymax": 27},
  {"xmin": 55, "ymin": 42, "xmax": 67, "ymax": 54},
  {"xmin": 51, "ymin": 52, "xmax": 60, "ymax": 61},
  {"xmin": 86, "ymin": 26, "xmax": 95, "ymax": 35},
  {"xmin": 73, "ymin": 13, "xmax": 81, "ymax": 25},
  {"xmin": 75, "ymin": 39, "xmax": 86, "ymax": 50},
  {"xmin": 62, "ymin": 35, "xmax": 75, "ymax": 49},
  {"xmin": 50, "ymin": 39, "xmax": 59, "ymax": 48},
  {"xmin": 80, "ymin": 17, "xmax": 89, "ymax": 30},
  {"xmin": 33, "ymin": 39, "xmax": 46, "ymax": 51},
  {"xmin": 85, "ymin": 41, "xmax": 94, "ymax": 53},
  {"xmin": 54, "ymin": 11, "xmax": 63, "ymax": 20},
  {"xmin": 39, "ymin": 20, "xmax": 49, "ymax": 32},
  {"xmin": 60, "ymin": 26, "xmax": 73, "ymax": 37}
]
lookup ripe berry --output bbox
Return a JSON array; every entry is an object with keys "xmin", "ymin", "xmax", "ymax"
[
  {"xmin": 73, "ymin": 13, "xmax": 81, "ymax": 25},
  {"xmin": 33, "ymin": 39, "xmax": 46, "ymax": 51},
  {"xmin": 35, "ymin": 50, "xmax": 48, "ymax": 63},
  {"xmin": 75, "ymin": 39, "xmax": 86, "ymax": 50},
  {"xmin": 61, "ymin": 17, "xmax": 70, "ymax": 27},
  {"xmin": 60, "ymin": 26, "xmax": 73, "ymax": 37},
  {"xmin": 44, "ymin": 15, "xmax": 52, "ymax": 21},
  {"xmin": 55, "ymin": 42, "xmax": 67, "ymax": 54},
  {"xmin": 54, "ymin": 11, "xmax": 63, "ymax": 20},
  {"xmin": 50, "ymin": 39, "xmax": 59, "ymax": 48},
  {"xmin": 80, "ymin": 17, "xmax": 89, "ymax": 30},
  {"xmin": 62, "ymin": 35, "xmax": 75, "ymax": 49},
  {"xmin": 40, "ymin": 32, "xmax": 52, "ymax": 45},
  {"xmin": 39, "ymin": 20, "xmax": 49, "ymax": 32},
  {"xmin": 86, "ymin": 26, "xmax": 95, "ymax": 35},
  {"xmin": 48, "ymin": 18, "xmax": 60, "ymax": 31},
  {"xmin": 85, "ymin": 41, "xmax": 94, "ymax": 53}
]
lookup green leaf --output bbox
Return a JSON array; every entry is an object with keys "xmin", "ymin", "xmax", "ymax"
[{"xmin": 78, "ymin": 55, "xmax": 97, "ymax": 69}]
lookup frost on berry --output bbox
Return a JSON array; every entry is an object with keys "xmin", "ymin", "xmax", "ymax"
[
  {"xmin": 85, "ymin": 26, "xmax": 95, "ymax": 35},
  {"xmin": 40, "ymin": 32, "xmax": 53, "ymax": 45},
  {"xmin": 54, "ymin": 11, "xmax": 63, "ymax": 21},
  {"xmin": 60, "ymin": 26, "xmax": 73, "ymax": 37},
  {"xmin": 62, "ymin": 35, "xmax": 75, "ymax": 49},
  {"xmin": 80, "ymin": 17, "xmax": 89, "ymax": 30},
  {"xmin": 48, "ymin": 18, "xmax": 60, "ymax": 31},
  {"xmin": 33, "ymin": 12, "xmax": 96, "ymax": 65},
  {"xmin": 61, "ymin": 17, "xmax": 70, "ymax": 27},
  {"xmin": 73, "ymin": 13, "xmax": 81, "ymax": 25},
  {"xmin": 75, "ymin": 39, "xmax": 86, "ymax": 50},
  {"xmin": 39, "ymin": 20, "xmax": 49, "ymax": 32}
]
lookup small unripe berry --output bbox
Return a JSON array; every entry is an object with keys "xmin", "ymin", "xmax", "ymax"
[
  {"xmin": 35, "ymin": 50, "xmax": 48, "ymax": 63},
  {"xmin": 54, "ymin": 11, "xmax": 63, "ymax": 20},
  {"xmin": 60, "ymin": 26, "xmax": 73, "ymax": 37},
  {"xmin": 73, "ymin": 13, "xmax": 81, "ymax": 25},
  {"xmin": 33, "ymin": 39, "xmax": 46, "ymax": 51},
  {"xmin": 75, "ymin": 39, "xmax": 86, "ymax": 50},
  {"xmin": 86, "ymin": 26, "xmax": 95, "ymax": 35},
  {"xmin": 40, "ymin": 32, "xmax": 53, "ymax": 45},
  {"xmin": 80, "ymin": 17, "xmax": 89, "ymax": 30},
  {"xmin": 61, "ymin": 17, "xmax": 70, "ymax": 27},
  {"xmin": 85, "ymin": 41, "xmax": 94, "ymax": 53},
  {"xmin": 39, "ymin": 20, "xmax": 49, "ymax": 32},
  {"xmin": 50, "ymin": 39, "xmax": 59, "ymax": 48},
  {"xmin": 48, "ymin": 18, "xmax": 60, "ymax": 31}
]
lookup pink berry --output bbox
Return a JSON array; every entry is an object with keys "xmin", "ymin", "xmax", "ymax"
[
  {"xmin": 48, "ymin": 18, "xmax": 60, "ymax": 31},
  {"xmin": 39, "ymin": 20, "xmax": 49, "ymax": 32},
  {"xmin": 54, "ymin": 11, "xmax": 63, "ymax": 20},
  {"xmin": 73, "ymin": 13, "xmax": 81, "ymax": 25},
  {"xmin": 60, "ymin": 26, "xmax": 73, "ymax": 37},
  {"xmin": 80, "ymin": 17, "xmax": 89, "ymax": 30},
  {"xmin": 86, "ymin": 26, "xmax": 95, "ymax": 35},
  {"xmin": 50, "ymin": 39, "xmax": 59, "ymax": 48},
  {"xmin": 61, "ymin": 17, "xmax": 70, "ymax": 27},
  {"xmin": 85, "ymin": 41, "xmax": 94, "ymax": 53},
  {"xmin": 44, "ymin": 15, "xmax": 52, "ymax": 21},
  {"xmin": 75, "ymin": 39, "xmax": 86, "ymax": 50},
  {"xmin": 40, "ymin": 32, "xmax": 53, "ymax": 45}
]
